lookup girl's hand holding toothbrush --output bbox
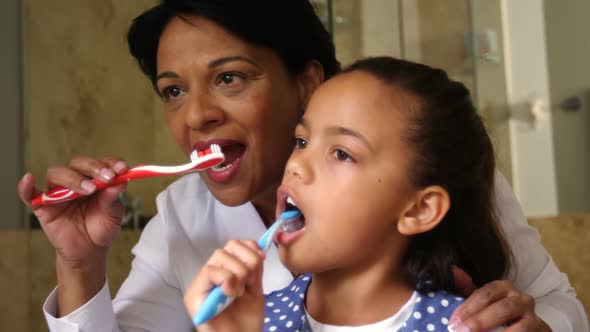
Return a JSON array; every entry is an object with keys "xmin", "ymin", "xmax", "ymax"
[{"xmin": 184, "ymin": 240, "xmax": 266, "ymax": 332}]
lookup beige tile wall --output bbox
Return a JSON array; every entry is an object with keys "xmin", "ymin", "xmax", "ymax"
[
  {"xmin": 0, "ymin": 231, "xmax": 29, "ymax": 332},
  {"xmin": 24, "ymin": 0, "xmax": 177, "ymax": 217}
]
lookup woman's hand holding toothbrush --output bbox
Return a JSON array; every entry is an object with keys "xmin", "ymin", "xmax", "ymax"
[
  {"xmin": 17, "ymin": 155, "xmax": 130, "ymax": 316},
  {"xmin": 184, "ymin": 240, "xmax": 266, "ymax": 332}
]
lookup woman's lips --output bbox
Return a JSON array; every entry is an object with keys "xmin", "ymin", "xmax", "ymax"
[
  {"xmin": 202, "ymin": 143, "xmax": 246, "ymax": 184},
  {"xmin": 206, "ymin": 149, "xmax": 244, "ymax": 184}
]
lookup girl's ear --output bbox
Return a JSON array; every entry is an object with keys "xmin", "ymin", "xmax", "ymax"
[
  {"xmin": 397, "ymin": 186, "xmax": 450, "ymax": 235},
  {"xmin": 297, "ymin": 60, "xmax": 324, "ymax": 108}
]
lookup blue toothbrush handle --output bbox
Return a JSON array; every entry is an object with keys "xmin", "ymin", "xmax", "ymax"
[
  {"xmin": 192, "ymin": 209, "xmax": 300, "ymax": 326},
  {"xmin": 192, "ymin": 286, "xmax": 235, "ymax": 326}
]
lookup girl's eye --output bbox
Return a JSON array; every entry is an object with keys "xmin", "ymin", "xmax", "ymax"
[
  {"xmin": 333, "ymin": 149, "xmax": 353, "ymax": 162},
  {"xmin": 161, "ymin": 86, "xmax": 184, "ymax": 100},
  {"xmin": 294, "ymin": 137, "xmax": 307, "ymax": 149}
]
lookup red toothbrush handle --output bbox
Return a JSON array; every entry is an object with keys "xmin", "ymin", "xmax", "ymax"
[{"xmin": 30, "ymin": 175, "xmax": 131, "ymax": 207}]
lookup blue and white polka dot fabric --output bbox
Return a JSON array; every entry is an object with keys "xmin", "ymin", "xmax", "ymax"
[{"xmin": 263, "ymin": 273, "xmax": 464, "ymax": 332}]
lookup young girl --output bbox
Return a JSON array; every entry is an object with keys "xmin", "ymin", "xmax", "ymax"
[{"xmin": 184, "ymin": 57, "xmax": 511, "ymax": 332}]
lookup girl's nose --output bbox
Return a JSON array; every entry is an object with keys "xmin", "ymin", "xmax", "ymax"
[
  {"xmin": 184, "ymin": 92, "xmax": 225, "ymax": 130},
  {"xmin": 285, "ymin": 151, "xmax": 313, "ymax": 184}
]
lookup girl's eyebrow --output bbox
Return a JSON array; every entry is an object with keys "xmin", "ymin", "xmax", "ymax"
[
  {"xmin": 326, "ymin": 126, "xmax": 375, "ymax": 153},
  {"xmin": 299, "ymin": 118, "xmax": 375, "ymax": 153}
]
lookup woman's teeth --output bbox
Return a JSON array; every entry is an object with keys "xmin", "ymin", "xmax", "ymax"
[{"xmin": 211, "ymin": 162, "xmax": 232, "ymax": 172}]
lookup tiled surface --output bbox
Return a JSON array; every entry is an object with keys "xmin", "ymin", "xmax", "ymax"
[
  {"xmin": 27, "ymin": 230, "xmax": 141, "ymax": 332},
  {"xmin": 23, "ymin": 0, "xmax": 179, "ymax": 217},
  {"xmin": 529, "ymin": 214, "xmax": 590, "ymax": 319},
  {"xmin": 0, "ymin": 230, "xmax": 29, "ymax": 332}
]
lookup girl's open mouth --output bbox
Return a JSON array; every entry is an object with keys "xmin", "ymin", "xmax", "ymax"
[{"xmin": 276, "ymin": 197, "xmax": 306, "ymax": 245}]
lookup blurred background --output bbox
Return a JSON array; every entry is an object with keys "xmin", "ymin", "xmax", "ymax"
[{"xmin": 1, "ymin": 0, "xmax": 588, "ymax": 330}]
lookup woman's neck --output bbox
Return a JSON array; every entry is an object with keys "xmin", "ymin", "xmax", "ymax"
[
  {"xmin": 305, "ymin": 266, "xmax": 414, "ymax": 326},
  {"xmin": 251, "ymin": 183, "xmax": 280, "ymax": 227}
]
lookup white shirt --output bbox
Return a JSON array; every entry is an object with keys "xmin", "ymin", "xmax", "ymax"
[
  {"xmin": 44, "ymin": 172, "xmax": 589, "ymax": 332},
  {"xmin": 305, "ymin": 292, "xmax": 419, "ymax": 332}
]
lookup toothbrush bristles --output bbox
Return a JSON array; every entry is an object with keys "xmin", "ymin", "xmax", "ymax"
[
  {"xmin": 190, "ymin": 144, "xmax": 222, "ymax": 162},
  {"xmin": 190, "ymin": 150, "xmax": 199, "ymax": 162}
]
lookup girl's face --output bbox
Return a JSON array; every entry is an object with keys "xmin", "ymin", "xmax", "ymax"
[
  {"xmin": 276, "ymin": 71, "xmax": 419, "ymax": 274},
  {"xmin": 156, "ymin": 15, "xmax": 308, "ymax": 209}
]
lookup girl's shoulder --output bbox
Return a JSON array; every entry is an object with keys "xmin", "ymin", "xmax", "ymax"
[
  {"xmin": 263, "ymin": 274, "xmax": 311, "ymax": 332},
  {"xmin": 401, "ymin": 290, "xmax": 464, "ymax": 331}
]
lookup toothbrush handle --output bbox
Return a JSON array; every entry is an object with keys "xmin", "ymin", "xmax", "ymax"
[
  {"xmin": 31, "ymin": 166, "xmax": 177, "ymax": 207},
  {"xmin": 192, "ymin": 287, "xmax": 235, "ymax": 326}
]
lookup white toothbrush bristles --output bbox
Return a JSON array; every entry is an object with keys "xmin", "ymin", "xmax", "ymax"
[
  {"xmin": 189, "ymin": 144, "xmax": 222, "ymax": 162},
  {"xmin": 189, "ymin": 150, "xmax": 199, "ymax": 162}
]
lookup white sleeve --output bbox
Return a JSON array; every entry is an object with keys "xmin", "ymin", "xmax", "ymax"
[
  {"xmin": 44, "ymin": 280, "xmax": 118, "ymax": 332},
  {"xmin": 495, "ymin": 170, "xmax": 589, "ymax": 332},
  {"xmin": 43, "ymin": 190, "xmax": 194, "ymax": 332}
]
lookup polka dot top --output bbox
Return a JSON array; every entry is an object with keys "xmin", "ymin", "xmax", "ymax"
[{"xmin": 263, "ymin": 273, "xmax": 464, "ymax": 332}]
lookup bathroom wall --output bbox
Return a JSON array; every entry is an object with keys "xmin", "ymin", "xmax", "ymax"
[
  {"xmin": 0, "ymin": 0, "xmax": 24, "ymax": 229},
  {"xmin": 24, "ymin": 0, "xmax": 177, "ymax": 217}
]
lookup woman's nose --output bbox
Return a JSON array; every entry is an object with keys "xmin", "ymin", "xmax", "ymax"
[{"xmin": 184, "ymin": 92, "xmax": 225, "ymax": 130}]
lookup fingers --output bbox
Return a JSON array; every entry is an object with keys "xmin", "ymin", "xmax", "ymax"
[
  {"xmin": 185, "ymin": 240, "xmax": 264, "ymax": 313},
  {"xmin": 17, "ymin": 173, "xmax": 41, "ymax": 208},
  {"xmin": 452, "ymin": 265, "xmax": 477, "ymax": 297},
  {"xmin": 43, "ymin": 156, "xmax": 129, "ymax": 194},
  {"xmin": 450, "ymin": 280, "xmax": 535, "ymax": 332},
  {"xmin": 210, "ymin": 240, "xmax": 265, "ymax": 297},
  {"xmin": 68, "ymin": 156, "xmax": 127, "ymax": 182},
  {"xmin": 101, "ymin": 157, "xmax": 129, "ymax": 175}
]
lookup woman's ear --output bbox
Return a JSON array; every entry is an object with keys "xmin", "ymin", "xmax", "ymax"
[
  {"xmin": 296, "ymin": 60, "xmax": 324, "ymax": 108},
  {"xmin": 397, "ymin": 186, "xmax": 450, "ymax": 235}
]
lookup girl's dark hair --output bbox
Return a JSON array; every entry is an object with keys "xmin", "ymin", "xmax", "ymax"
[
  {"xmin": 127, "ymin": 0, "xmax": 340, "ymax": 89},
  {"xmin": 343, "ymin": 57, "xmax": 511, "ymax": 292}
]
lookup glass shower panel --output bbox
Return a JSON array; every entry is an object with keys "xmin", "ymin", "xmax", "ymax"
[{"xmin": 315, "ymin": 0, "xmax": 475, "ymax": 94}]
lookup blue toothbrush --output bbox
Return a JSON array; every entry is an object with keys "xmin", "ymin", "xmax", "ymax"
[{"xmin": 192, "ymin": 209, "xmax": 301, "ymax": 326}]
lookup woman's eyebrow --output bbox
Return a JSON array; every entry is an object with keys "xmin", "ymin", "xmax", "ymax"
[
  {"xmin": 208, "ymin": 56, "xmax": 261, "ymax": 69},
  {"xmin": 156, "ymin": 71, "xmax": 179, "ymax": 82},
  {"xmin": 155, "ymin": 55, "xmax": 261, "ymax": 82}
]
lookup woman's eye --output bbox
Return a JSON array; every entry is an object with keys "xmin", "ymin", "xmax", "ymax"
[
  {"xmin": 217, "ymin": 72, "xmax": 244, "ymax": 87},
  {"xmin": 333, "ymin": 149, "xmax": 353, "ymax": 162},
  {"xmin": 220, "ymin": 73, "xmax": 235, "ymax": 85},
  {"xmin": 294, "ymin": 137, "xmax": 307, "ymax": 149},
  {"xmin": 161, "ymin": 86, "xmax": 184, "ymax": 100}
]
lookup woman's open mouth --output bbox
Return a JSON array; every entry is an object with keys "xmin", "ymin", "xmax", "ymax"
[{"xmin": 206, "ymin": 143, "xmax": 245, "ymax": 183}]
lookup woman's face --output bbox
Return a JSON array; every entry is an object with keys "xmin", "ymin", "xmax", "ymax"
[{"xmin": 156, "ymin": 15, "xmax": 308, "ymax": 208}]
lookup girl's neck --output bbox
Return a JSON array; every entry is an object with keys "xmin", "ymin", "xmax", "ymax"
[{"xmin": 305, "ymin": 266, "xmax": 414, "ymax": 326}]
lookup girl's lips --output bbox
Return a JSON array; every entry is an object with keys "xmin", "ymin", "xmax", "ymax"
[{"xmin": 275, "ymin": 225, "xmax": 306, "ymax": 246}]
